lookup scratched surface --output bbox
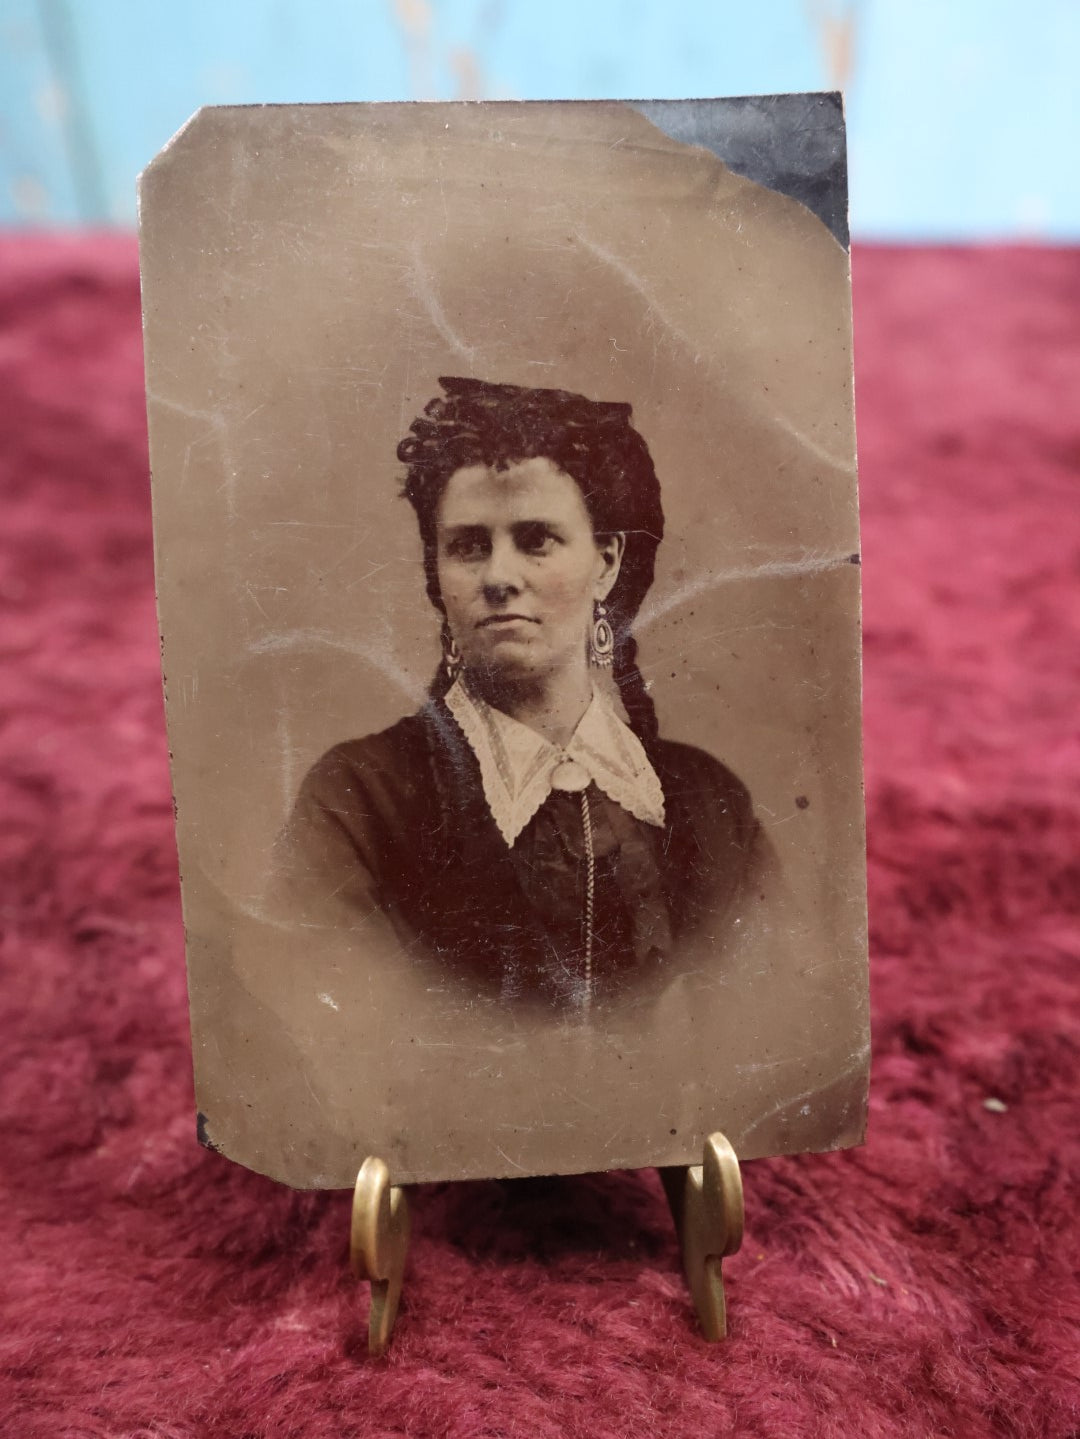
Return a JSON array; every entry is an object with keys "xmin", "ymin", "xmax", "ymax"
[{"xmin": 140, "ymin": 100, "xmax": 867, "ymax": 1187}]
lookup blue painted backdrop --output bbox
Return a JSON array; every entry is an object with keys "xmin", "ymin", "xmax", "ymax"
[{"xmin": 2, "ymin": 0, "xmax": 1077, "ymax": 236}]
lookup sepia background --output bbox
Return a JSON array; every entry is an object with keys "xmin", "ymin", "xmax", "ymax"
[{"xmin": 141, "ymin": 100, "xmax": 866, "ymax": 1187}]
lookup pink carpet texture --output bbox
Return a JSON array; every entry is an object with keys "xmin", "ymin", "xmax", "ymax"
[{"xmin": 1, "ymin": 238, "xmax": 1078, "ymax": 1438}]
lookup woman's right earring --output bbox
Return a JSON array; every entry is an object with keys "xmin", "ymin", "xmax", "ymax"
[{"xmin": 443, "ymin": 633, "xmax": 464, "ymax": 681}]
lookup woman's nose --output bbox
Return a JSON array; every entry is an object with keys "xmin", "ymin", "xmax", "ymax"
[{"xmin": 481, "ymin": 537, "xmax": 522, "ymax": 598}]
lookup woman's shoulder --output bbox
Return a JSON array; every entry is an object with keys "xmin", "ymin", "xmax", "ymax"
[
  {"xmin": 311, "ymin": 710, "xmax": 431, "ymax": 765},
  {"xmin": 651, "ymin": 737, "xmax": 757, "ymax": 835},
  {"xmin": 297, "ymin": 708, "xmax": 441, "ymax": 810},
  {"xmin": 650, "ymin": 736, "xmax": 774, "ymax": 911},
  {"xmin": 652, "ymin": 736, "xmax": 752, "ymax": 799}
]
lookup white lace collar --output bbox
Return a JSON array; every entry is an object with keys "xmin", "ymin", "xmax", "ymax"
[{"xmin": 444, "ymin": 676, "xmax": 666, "ymax": 848}]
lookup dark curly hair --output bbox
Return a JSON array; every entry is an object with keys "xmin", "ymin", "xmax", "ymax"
[{"xmin": 397, "ymin": 377, "xmax": 665, "ymax": 747}]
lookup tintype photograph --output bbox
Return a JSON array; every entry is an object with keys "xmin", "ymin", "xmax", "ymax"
[{"xmin": 140, "ymin": 97, "xmax": 868, "ymax": 1187}]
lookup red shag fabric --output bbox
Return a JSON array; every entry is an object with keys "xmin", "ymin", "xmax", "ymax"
[{"xmin": 1, "ymin": 237, "xmax": 1077, "ymax": 1438}]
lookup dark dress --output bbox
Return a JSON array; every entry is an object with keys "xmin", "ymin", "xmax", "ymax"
[{"xmin": 273, "ymin": 698, "xmax": 765, "ymax": 1006}]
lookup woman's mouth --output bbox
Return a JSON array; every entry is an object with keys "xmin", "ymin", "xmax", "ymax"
[{"xmin": 476, "ymin": 614, "xmax": 538, "ymax": 628}]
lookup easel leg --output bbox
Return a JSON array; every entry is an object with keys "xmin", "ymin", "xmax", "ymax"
[
  {"xmin": 348, "ymin": 1137, "xmax": 741, "ymax": 1352},
  {"xmin": 350, "ymin": 1156, "xmax": 411, "ymax": 1356},
  {"xmin": 660, "ymin": 1131, "xmax": 744, "ymax": 1340}
]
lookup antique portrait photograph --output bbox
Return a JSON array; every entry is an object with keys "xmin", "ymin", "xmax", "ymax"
[
  {"xmin": 140, "ymin": 97, "xmax": 869, "ymax": 1188},
  {"xmin": 272, "ymin": 375, "xmax": 768, "ymax": 1011}
]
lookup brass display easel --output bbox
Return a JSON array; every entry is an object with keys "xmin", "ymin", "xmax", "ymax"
[{"xmin": 350, "ymin": 1132, "xmax": 744, "ymax": 1355}]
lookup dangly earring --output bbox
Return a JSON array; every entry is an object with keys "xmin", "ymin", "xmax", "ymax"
[
  {"xmin": 443, "ymin": 629, "xmax": 464, "ymax": 681},
  {"xmin": 589, "ymin": 601, "xmax": 614, "ymax": 667}
]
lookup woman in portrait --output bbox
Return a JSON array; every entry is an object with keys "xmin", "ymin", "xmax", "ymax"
[{"xmin": 275, "ymin": 377, "xmax": 766, "ymax": 1008}]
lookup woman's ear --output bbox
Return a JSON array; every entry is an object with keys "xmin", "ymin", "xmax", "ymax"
[{"xmin": 595, "ymin": 532, "xmax": 625, "ymax": 601}]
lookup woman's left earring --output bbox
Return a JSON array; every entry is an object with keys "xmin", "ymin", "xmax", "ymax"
[
  {"xmin": 589, "ymin": 601, "xmax": 615, "ymax": 667},
  {"xmin": 443, "ymin": 633, "xmax": 464, "ymax": 682}
]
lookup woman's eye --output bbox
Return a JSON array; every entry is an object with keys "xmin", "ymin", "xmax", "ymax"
[
  {"xmin": 444, "ymin": 534, "xmax": 488, "ymax": 561},
  {"xmin": 517, "ymin": 526, "xmax": 557, "ymax": 555}
]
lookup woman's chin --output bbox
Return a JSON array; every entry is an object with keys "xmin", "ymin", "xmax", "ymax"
[
  {"xmin": 467, "ymin": 653, "xmax": 537, "ymax": 683},
  {"xmin": 463, "ymin": 653, "xmax": 550, "ymax": 702}
]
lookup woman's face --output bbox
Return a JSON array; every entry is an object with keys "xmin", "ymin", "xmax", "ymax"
[{"xmin": 435, "ymin": 457, "xmax": 623, "ymax": 689}]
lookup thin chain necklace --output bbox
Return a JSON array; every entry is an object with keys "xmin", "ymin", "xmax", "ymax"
[
  {"xmin": 548, "ymin": 739, "xmax": 596, "ymax": 1010},
  {"xmin": 580, "ymin": 788, "xmax": 595, "ymax": 1009}
]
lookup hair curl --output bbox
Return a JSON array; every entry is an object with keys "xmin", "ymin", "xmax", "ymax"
[{"xmin": 397, "ymin": 377, "xmax": 665, "ymax": 747}]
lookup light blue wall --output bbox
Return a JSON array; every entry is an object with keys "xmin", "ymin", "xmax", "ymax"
[{"xmin": 2, "ymin": 0, "xmax": 1077, "ymax": 237}]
